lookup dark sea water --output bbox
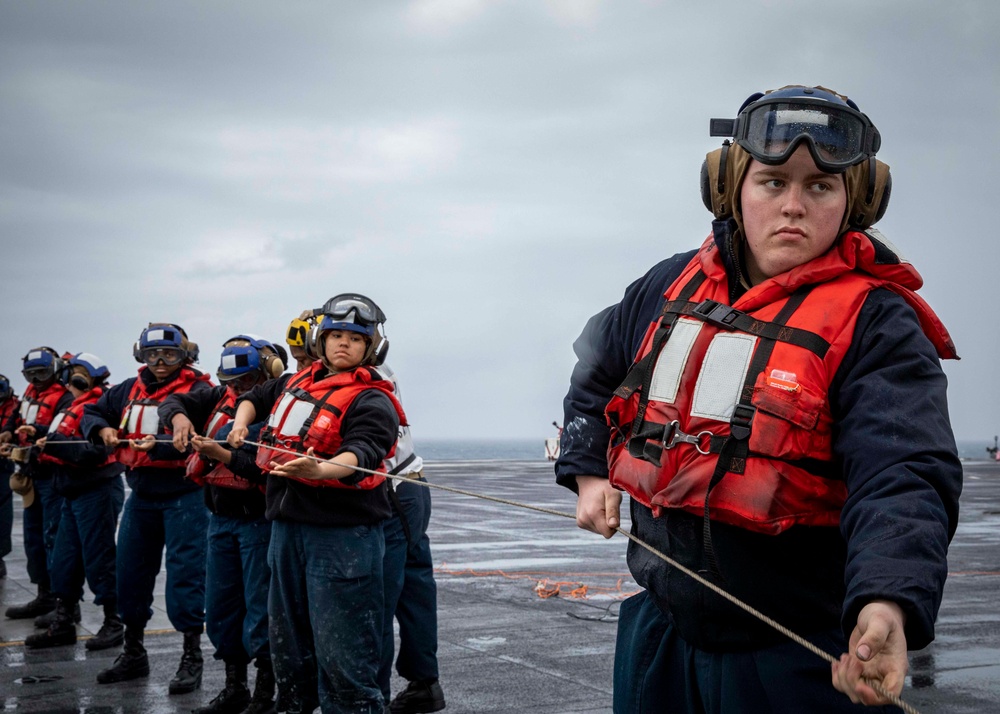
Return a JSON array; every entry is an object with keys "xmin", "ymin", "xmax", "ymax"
[
  {"xmin": 417, "ymin": 438, "xmax": 996, "ymax": 462},
  {"xmin": 418, "ymin": 438, "xmax": 548, "ymax": 461}
]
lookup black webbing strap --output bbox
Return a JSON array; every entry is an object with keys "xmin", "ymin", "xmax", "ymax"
[
  {"xmin": 700, "ymin": 285, "xmax": 815, "ymax": 581},
  {"xmin": 296, "ymin": 387, "xmax": 342, "ymax": 439},
  {"xmin": 683, "ymin": 300, "xmax": 829, "ymax": 358},
  {"xmin": 387, "ymin": 485, "xmax": 413, "ymax": 548}
]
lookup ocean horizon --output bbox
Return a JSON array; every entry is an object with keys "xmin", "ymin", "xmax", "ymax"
[{"xmin": 415, "ymin": 437, "xmax": 1000, "ymax": 463}]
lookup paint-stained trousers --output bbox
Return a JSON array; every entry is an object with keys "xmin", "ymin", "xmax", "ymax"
[
  {"xmin": 116, "ymin": 488, "xmax": 208, "ymax": 632},
  {"xmin": 379, "ymin": 475, "xmax": 440, "ymax": 700},
  {"xmin": 268, "ymin": 519, "xmax": 385, "ymax": 714},
  {"xmin": 205, "ymin": 513, "xmax": 271, "ymax": 664},
  {"xmin": 614, "ymin": 590, "xmax": 901, "ymax": 713}
]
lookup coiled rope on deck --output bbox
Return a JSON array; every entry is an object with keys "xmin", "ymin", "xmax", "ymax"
[{"xmin": 241, "ymin": 438, "xmax": 921, "ymax": 714}]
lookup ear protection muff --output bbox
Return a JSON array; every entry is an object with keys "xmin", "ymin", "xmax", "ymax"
[
  {"xmin": 370, "ymin": 326, "xmax": 389, "ymax": 366},
  {"xmin": 260, "ymin": 347, "xmax": 285, "ymax": 378},
  {"xmin": 701, "ymin": 142, "xmax": 731, "ymax": 218},
  {"xmin": 847, "ymin": 157, "xmax": 891, "ymax": 229}
]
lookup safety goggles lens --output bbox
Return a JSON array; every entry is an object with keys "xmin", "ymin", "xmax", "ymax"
[
  {"xmin": 321, "ymin": 297, "xmax": 378, "ymax": 323},
  {"xmin": 22, "ymin": 367, "xmax": 52, "ymax": 381},
  {"xmin": 223, "ymin": 372, "xmax": 259, "ymax": 393},
  {"xmin": 740, "ymin": 100, "xmax": 872, "ymax": 171},
  {"xmin": 142, "ymin": 348, "xmax": 185, "ymax": 366}
]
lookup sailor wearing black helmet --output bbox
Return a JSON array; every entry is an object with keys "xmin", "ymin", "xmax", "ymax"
[
  {"xmin": 556, "ymin": 85, "xmax": 961, "ymax": 711},
  {"xmin": 82, "ymin": 323, "xmax": 214, "ymax": 694},
  {"xmin": 159, "ymin": 334, "xmax": 286, "ymax": 714},
  {"xmin": 228, "ymin": 293, "xmax": 403, "ymax": 714},
  {"xmin": 1, "ymin": 347, "xmax": 73, "ymax": 621}
]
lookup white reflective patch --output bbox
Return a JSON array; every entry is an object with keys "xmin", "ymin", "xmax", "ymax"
[
  {"xmin": 21, "ymin": 402, "xmax": 40, "ymax": 425},
  {"xmin": 147, "ymin": 329, "xmax": 166, "ymax": 342},
  {"xmin": 690, "ymin": 332, "xmax": 758, "ymax": 422},
  {"xmin": 221, "ymin": 354, "xmax": 239, "ymax": 370},
  {"xmin": 648, "ymin": 319, "xmax": 703, "ymax": 403},
  {"xmin": 206, "ymin": 413, "xmax": 227, "ymax": 436},
  {"xmin": 28, "ymin": 351, "xmax": 43, "ymax": 361},
  {"xmin": 277, "ymin": 399, "xmax": 316, "ymax": 437},
  {"xmin": 75, "ymin": 352, "xmax": 106, "ymax": 370},
  {"xmin": 48, "ymin": 414, "xmax": 66, "ymax": 435},
  {"xmin": 125, "ymin": 405, "xmax": 159, "ymax": 435},
  {"xmin": 268, "ymin": 394, "xmax": 298, "ymax": 428},
  {"xmin": 139, "ymin": 406, "xmax": 160, "ymax": 435}
]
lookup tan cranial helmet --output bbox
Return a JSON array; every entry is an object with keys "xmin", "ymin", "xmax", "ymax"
[{"xmin": 701, "ymin": 85, "xmax": 891, "ymax": 236}]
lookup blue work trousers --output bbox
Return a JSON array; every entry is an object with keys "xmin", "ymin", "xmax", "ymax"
[
  {"xmin": 380, "ymin": 476, "xmax": 440, "ymax": 699},
  {"xmin": 50, "ymin": 477, "xmax": 124, "ymax": 605},
  {"xmin": 613, "ymin": 590, "xmax": 901, "ymax": 713},
  {"xmin": 0, "ymin": 463, "xmax": 12, "ymax": 559},
  {"xmin": 22, "ymin": 476, "xmax": 65, "ymax": 587},
  {"xmin": 117, "ymin": 488, "xmax": 208, "ymax": 632},
  {"xmin": 205, "ymin": 513, "xmax": 272, "ymax": 663},
  {"xmin": 268, "ymin": 519, "xmax": 385, "ymax": 714}
]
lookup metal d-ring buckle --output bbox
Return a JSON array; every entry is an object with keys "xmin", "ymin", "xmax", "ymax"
[{"xmin": 663, "ymin": 420, "xmax": 714, "ymax": 455}]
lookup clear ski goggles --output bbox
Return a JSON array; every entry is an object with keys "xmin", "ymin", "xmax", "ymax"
[
  {"xmin": 22, "ymin": 366, "xmax": 54, "ymax": 382},
  {"xmin": 712, "ymin": 97, "xmax": 880, "ymax": 173},
  {"xmin": 321, "ymin": 295, "xmax": 384, "ymax": 325},
  {"xmin": 140, "ymin": 347, "xmax": 185, "ymax": 366}
]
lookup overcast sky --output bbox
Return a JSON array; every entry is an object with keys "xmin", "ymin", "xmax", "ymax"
[{"xmin": 1, "ymin": 0, "xmax": 998, "ymax": 445}]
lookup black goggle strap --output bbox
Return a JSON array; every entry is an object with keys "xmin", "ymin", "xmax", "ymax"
[{"xmin": 700, "ymin": 285, "xmax": 816, "ymax": 583}]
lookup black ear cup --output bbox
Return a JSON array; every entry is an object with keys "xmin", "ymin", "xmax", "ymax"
[{"xmin": 700, "ymin": 160, "xmax": 712, "ymax": 213}]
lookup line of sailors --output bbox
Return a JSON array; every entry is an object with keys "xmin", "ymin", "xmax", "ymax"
[{"xmin": 0, "ymin": 293, "xmax": 446, "ymax": 714}]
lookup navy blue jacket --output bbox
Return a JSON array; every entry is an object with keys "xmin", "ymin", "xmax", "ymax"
[
  {"xmin": 159, "ymin": 385, "xmax": 268, "ymax": 520},
  {"xmin": 556, "ymin": 247, "xmax": 962, "ymax": 652},
  {"xmin": 82, "ymin": 368, "xmax": 213, "ymax": 500}
]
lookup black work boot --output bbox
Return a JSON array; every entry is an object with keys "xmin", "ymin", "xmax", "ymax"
[
  {"xmin": 24, "ymin": 599, "xmax": 77, "ymax": 649},
  {"xmin": 240, "ymin": 657, "xmax": 276, "ymax": 714},
  {"xmin": 194, "ymin": 660, "xmax": 249, "ymax": 714},
  {"xmin": 5, "ymin": 585, "xmax": 57, "ymax": 619},
  {"xmin": 35, "ymin": 599, "xmax": 81, "ymax": 628},
  {"xmin": 96, "ymin": 625, "xmax": 150, "ymax": 684},
  {"xmin": 86, "ymin": 601, "xmax": 125, "ymax": 651},
  {"xmin": 168, "ymin": 629, "xmax": 203, "ymax": 694},
  {"xmin": 389, "ymin": 679, "xmax": 446, "ymax": 714}
]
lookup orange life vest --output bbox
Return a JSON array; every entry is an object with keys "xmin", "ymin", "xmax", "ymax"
[
  {"xmin": 185, "ymin": 388, "xmax": 256, "ymax": 491},
  {"xmin": 17, "ymin": 382, "xmax": 68, "ymax": 444},
  {"xmin": 40, "ymin": 387, "xmax": 115, "ymax": 468},
  {"xmin": 606, "ymin": 229, "xmax": 957, "ymax": 536},
  {"xmin": 118, "ymin": 367, "xmax": 212, "ymax": 469},
  {"xmin": 0, "ymin": 396, "xmax": 19, "ymax": 431},
  {"xmin": 256, "ymin": 363, "xmax": 406, "ymax": 490}
]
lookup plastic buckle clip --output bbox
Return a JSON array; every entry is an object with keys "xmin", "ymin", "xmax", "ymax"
[
  {"xmin": 729, "ymin": 404, "xmax": 756, "ymax": 441},
  {"xmin": 693, "ymin": 300, "xmax": 742, "ymax": 329}
]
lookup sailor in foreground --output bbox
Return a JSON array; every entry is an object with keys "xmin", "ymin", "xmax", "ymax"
[
  {"xmin": 557, "ymin": 85, "xmax": 961, "ymax": 712},
  {"xmin": 229, "ymin": 294, "xmax": 404, "ymax": 714}
]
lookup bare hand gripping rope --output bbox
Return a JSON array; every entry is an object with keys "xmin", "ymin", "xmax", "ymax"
[{"xmin": 241, "ymin": 438, "xmax": 921, "ymax": 714}]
